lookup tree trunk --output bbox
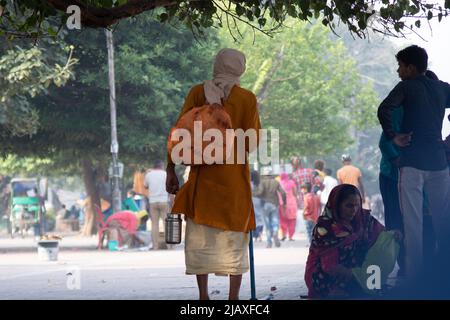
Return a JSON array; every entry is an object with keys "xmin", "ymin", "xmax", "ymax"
[
  {"xmin": 256, "ymin": 44, "xmax": 285, "ymax": 110},
  {"xmin": 81, "ymin": 158, "xmax": 100, "ymax": 236}
]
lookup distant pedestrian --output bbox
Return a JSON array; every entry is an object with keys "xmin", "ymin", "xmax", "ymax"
[
  {"xmin": 253, "ymin": 167, "xmax": 286, "ymax": 248},
  {"xmin": 291, "ymin": 156, "xmax": 315, "ymax": 209},
  {"xmin": 319, "ymin": 168, "xmax": 338, "ymax": 209},
  {"xmin": 337, "ymin": 154, "xmax": 365, "ymax": 200},
  {"xmin": 279, "ymin": 173, "xmax": 298, "ymax": 241},
  {"xmin": 301, "ymin": 182, "xmax": 321, "ymax": 243},
  {"xmin": 144, "ymin": 159, "xmax": 169, "ymax": 250}
]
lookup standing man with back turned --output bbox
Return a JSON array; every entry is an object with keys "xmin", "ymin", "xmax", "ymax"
[{"xmin": 378, "ymin": 45, "xmax": 450, "ymax": 281}]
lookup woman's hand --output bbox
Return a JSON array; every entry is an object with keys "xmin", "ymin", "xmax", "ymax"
[
  {"xmin": 393, "ymin": 132, "xmax": 412, "ymax": 147},
  {"xmin": 329, "ymin": 264, "xmax": 352, "ymax": 282}
]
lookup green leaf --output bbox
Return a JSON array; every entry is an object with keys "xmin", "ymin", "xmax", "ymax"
[
  {"xmin": 48, "ymin": 27, "xmax": 57, "ymax": 37},
  {"xmin": 408, "ymin": 5, "xmax": 420, "ymax": 15},
  {"xmin": 379, "ymin": 8, "xmax": 389, "ymax": 19},
  {"xmin": 235, "ymin": 5, "xmax": 245, "ymax": 16},
  {"xmin": 358, "ymin": 19, "xmax": 366, "ymax": 30},
  {"xmin": 258, "ymin": 17, "xmax": 267, "ymax": 27},
  {"xmin": 159, "ymin": 12, "xmax": 169, "ymax": 22},
  {"xmin": 287, "ymin": 5, "xmax": 297, "ymax": 18},
  {"xmin": 254, "ymin": 6, "xmax": 261, "ymax": 17},
  {"xmin": 246, "ymin": 9, "xmax": 254, "ymax": 21}
]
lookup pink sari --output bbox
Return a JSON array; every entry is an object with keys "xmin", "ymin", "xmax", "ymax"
[
  {"xmin": 279, "ymin": 173, "xmax": 298, "ymax": 239},
  {"xmin": 279, "ymin": 173, "xmax": 298, "ymax": 219}
]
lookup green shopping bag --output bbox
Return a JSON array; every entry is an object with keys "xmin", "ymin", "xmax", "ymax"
[{"xmin": 352, "ymin": 231, "xmax": 400, "ymax": 295}]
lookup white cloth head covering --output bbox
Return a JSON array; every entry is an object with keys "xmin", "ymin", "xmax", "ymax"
[{"xmin": 204, "ymin": 48, "xmax": 246, "ymax": 105}]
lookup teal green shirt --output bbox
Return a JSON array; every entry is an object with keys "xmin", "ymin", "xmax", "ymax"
[
  {"xmin": 122, "ymin": 197, "xmax": 139, "ymax": 212},
  {"xmin": 379, "ymin": 107, "xmax": 403, "ymax": 181}
]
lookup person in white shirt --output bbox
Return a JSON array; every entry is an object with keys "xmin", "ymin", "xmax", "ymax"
[
  {"xmin": 319, "ymin": 169, "xmax": 338, "ymax": 210},
  {"xmin": 144, "ymin": 160, "xmax": 169, "ymax": 250}
]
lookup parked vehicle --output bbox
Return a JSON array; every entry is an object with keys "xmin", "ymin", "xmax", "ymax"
[{"xmin": 9, "ymin": 178, "xmax": 45, "ymax": 238}]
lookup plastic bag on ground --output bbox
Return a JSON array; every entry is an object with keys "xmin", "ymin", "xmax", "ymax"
[{"xmin": 352, "ymin": 230, "xmax": 400, "ymax": 295}]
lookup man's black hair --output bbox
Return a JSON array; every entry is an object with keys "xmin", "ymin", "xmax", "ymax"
[
  {"xmin": 301, "ymin": 182, "xmax": 312, "ymax": 193},
  {"xmin": 314, "ymin": 159, "xmax": 325, "ymax": 171},
  {"xmin": 396, "ymin": 45, "xmax": 428, "ymax": 73},
  {"xmin": 153, "ymin": 159, "xmax": 164, "ymax": 168}
]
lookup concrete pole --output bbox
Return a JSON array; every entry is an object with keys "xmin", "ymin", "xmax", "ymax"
[{"xmin": 105, "ymin": 28, "xmax": 121, "ymax": 213}]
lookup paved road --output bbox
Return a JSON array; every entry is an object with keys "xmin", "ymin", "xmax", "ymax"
[{"xmin": 0, "ymin": 235, "xmax": 310, "ymax": 300}]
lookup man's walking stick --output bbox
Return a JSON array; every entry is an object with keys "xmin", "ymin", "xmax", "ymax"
[{"xmin": 249, "ymin": 230, "xmax": 257, "ymax": 300}]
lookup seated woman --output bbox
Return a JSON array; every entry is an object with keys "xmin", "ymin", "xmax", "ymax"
[{"xmin": 304, "ymin": 184, "xmax": 396, "ymax": 299}]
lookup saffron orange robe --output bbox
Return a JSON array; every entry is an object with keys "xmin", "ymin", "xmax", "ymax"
[{"xmin": 169, "ymin": 84, "xmax": 261, "ymax": 232}]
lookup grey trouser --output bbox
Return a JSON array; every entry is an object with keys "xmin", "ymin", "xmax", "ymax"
[
  {"xmin": 150, "ymin": 202, "xmax": 169, "ymax": 249},
  {"xmin": 399, "ymin": 166, "xmax": 450, "ymax": 278}
]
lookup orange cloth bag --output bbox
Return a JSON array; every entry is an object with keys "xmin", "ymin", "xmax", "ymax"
[{"xmin": 167, "ymin": 104, "xmax": 234, "ymax": 165}]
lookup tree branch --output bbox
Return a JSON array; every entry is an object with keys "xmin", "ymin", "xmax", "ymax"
[
  {"xmin": 271, "ymin": 73, "xmax": 302, "ymax": 83},
  {"xmin": 44, "ymin": 0, "xmax": 199, "ymax": 28}
]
